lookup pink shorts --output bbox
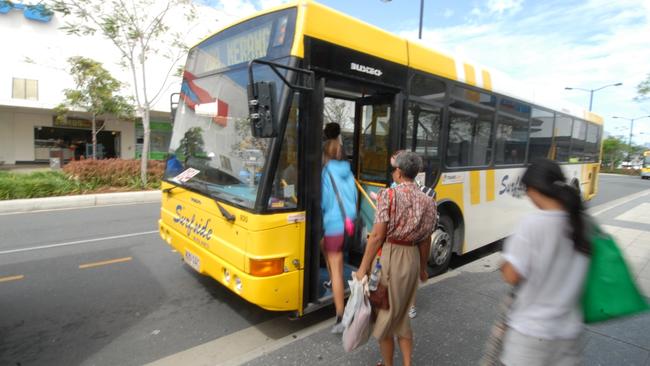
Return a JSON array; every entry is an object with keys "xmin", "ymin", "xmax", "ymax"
[{"xmin": 323, "ymin": 234, "xmax": 344, "ymax": 252}]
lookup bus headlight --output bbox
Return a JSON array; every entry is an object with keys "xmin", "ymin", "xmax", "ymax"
[
  {"xmin": 223, "ymin": 268, "xmax": 231, "ymax": 283},
  {"xmin": 249, "ymin": 258, "xmax": 284, "ymax": 277},
  {"xmin": 235, "ymin": 276, "xmax": 242, "ymax": 292}
]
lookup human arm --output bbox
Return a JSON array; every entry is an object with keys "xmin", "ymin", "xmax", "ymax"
[
  {"xmin": 501, "ymin": 218, "xmax": 532, "ymax": 286},
  {"xmin": 501, "ymin": 261, "xmax": 522, "ymax": 285},
  {"xmin": 355, "ymin": 221, "xmax": 387, "ymax": 280},
  {"xmin": 417, "ymin": 237, "xmax": 431, "ymax": 282}
]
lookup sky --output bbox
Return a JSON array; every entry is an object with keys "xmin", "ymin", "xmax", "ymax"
[{"xmin": 201, "ymin": 0, "xmax": 650, "ymax": 146}]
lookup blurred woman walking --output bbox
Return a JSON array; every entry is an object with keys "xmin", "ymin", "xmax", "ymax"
[{"xmin": 499, "ymin": 158, "xmax": 591, "ymax": 365}]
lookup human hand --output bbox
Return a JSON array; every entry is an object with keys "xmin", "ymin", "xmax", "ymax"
[
  {"xmin": 420, "ymin": 269, "xmax": 428, "ymax": 283},
  {"xmin": 354, "ymin": 270, "xmax": 366, "ymax": 282},
  {"xmin": 370, "ymin": 191, "xmax": 378, "ymax": 201}
]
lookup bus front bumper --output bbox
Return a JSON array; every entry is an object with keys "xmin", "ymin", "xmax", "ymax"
[{"xmin": 158, "ymin": 220, "xmax": 301, "ymax": 312}]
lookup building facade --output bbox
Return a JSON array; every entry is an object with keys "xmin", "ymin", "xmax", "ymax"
[{"xmin": 0, "ymin": 2, "xmax": 174, "ymax": 165}]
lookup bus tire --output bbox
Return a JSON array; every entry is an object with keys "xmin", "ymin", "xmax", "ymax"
[{"xmin": 428, "ymin": 215, "xmax": 454, "ymax": 276}]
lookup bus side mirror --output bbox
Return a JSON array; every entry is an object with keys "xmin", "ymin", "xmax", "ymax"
[{"xmin": 248, "ymin": 81, "xmax": 277, "ymax": 138}]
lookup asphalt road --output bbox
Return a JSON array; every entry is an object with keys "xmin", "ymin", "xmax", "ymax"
[
  {"xmin": 0, "ymin": 203, "xmax": 278, "ymax": 366},
  {"xmin": 0, "ymin": 173, "xmax": 648, "ymax": 366}
]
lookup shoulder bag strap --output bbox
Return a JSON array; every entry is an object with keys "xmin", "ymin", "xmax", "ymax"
[{"xmin": 327, "ymin": 170, "xmax": 348, "ymax": 221}]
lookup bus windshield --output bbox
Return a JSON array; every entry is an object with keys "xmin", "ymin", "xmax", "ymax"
[
  {"xmin": 644, "ymin": 154, "xmax": 650, "ymax": 167},
  {"xmin": 165, "ymin": 9, "xmax": 296, "ymax": 209}
]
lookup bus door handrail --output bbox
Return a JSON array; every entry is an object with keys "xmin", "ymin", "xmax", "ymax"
[{"xmin": 355, "ymin": 179, "xmax": 377, "ymax": 211}]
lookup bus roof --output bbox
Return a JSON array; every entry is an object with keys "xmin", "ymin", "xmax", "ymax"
[{"xmin": 195, "ymin": 0, "xmax": 603, "ymax": 125}]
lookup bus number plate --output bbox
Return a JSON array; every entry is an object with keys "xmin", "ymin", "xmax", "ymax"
[{"xmin": 184, "ymin": 250, "xmax": 201, "ymax": 272}]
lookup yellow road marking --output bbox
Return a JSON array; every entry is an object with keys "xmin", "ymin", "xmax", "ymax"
[
  {"xmin": 0, "ymin": 275, "xmax": 24, "ymax": 283},
  {"xmin": 79, "ymin": 256, "xmax": 132, "ymax": 269}
]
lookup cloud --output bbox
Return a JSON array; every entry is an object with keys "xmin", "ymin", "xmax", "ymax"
[
  {"xmin": 258, "ymin": 0, "xmax": 290, "ymax": 9},
  {"xmin": 443, "ymin": 8, "xmax": 454, "ymax": 18},
  {"xmin": 401, "ymin": 0, "xmax": 650, "ymax": 142},
  {"xmin": 486, "ymin": 0, "xmax": 524, "ymax": 15}
]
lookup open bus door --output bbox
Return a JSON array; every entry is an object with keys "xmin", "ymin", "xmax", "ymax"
[{"xmin": 302, "ymin": 77, "xmax": 401, "ymax": 314}]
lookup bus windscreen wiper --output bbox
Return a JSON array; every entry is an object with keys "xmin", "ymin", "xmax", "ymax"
[{"xmin": 184, "ymin": 180, "xmax": 236, "ymax": 223}]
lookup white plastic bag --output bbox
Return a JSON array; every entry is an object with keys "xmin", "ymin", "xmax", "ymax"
[
  {"xmin": 342, "ymin": 293, "xmax": 371, "ymax": 352},
  {"xmin": 341, "ymin": 273, "xmax": 365, "ymax": 328}
]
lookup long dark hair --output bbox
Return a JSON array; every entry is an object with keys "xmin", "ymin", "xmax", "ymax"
[{"xmin": 522, "ymin": 158, "xmax": 591, "ymax": 255}]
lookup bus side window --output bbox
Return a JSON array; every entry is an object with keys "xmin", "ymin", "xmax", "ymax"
[
  {"xmin": 584, "ymin": 122, "xmax": 601, "ymax": 162},
  {"xmin": 570, "ymin": 119, "xmax": 587, "ymax": 162},
  {"xmin": 408, "ymin": 73, "xmax": 446, "ymax": 182},
  {"xmin": 529, "ymin": 108, "xmax": 554, "ymax": 161},
  {"xmin": 446, "ymin": 86, "xmax": 496, "ymax": 167},
  {"xmin": 554, "ymin": 115, "xmax": 573, "ymax": 163},
  {"xmin": 495, "ymin": 98, "xmax": 530, "ymax": 165},
  {"xmin": 406, "ymin": 103, "xmax": 442, "ymax": 168}
]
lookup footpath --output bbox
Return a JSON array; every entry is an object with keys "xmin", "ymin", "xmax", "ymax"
[
  {"xmin": 0, "ymin": 191, "xmax": 160, "ymax": 214},
  {"xmin": 238, "ymin": 191, "xmax": 650, "ymax": 366}
]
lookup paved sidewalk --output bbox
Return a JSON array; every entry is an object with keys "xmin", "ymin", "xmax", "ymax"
[{"xmin": 241, "ymin": 194, "xmax": 650, "ymax": 366}]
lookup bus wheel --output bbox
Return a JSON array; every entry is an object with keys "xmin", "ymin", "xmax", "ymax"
[{"xmin": 428, "ymin": 215, "xmax": 454, "ymax": 276}]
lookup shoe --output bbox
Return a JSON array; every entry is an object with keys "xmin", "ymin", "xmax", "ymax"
[
  {"xmin": 331, "ymin": 321, "xmax": 345, "ymax": 334},
  {"xmin": 408, "ymin": 305, "xmax": 417, "ymax": 319}
]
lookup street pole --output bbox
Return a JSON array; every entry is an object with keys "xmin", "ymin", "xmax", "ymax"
[
  {"xmin": 565, "ymin": 82, "xmax": 622, "ymax": 112},
  {"xmin": 613, "ymin": 115, "xmax": 650, "ymax": 160},
  {"xmin": 418, "ymin": 0, "xmax": 424, "ymax": 39}
]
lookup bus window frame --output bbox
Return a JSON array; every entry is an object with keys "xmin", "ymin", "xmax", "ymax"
[
  {"xmin": 553, "ymin": 112, "xmax": 574, "ymax": 164},
  {"xmin": 405, "ymin": 71, "xmax": 449, "ymax": 187},
  {"xmin": 528, "ymin": 107, "xmax": 556, "ymax": 163},
  {"xmin": 493, "ymin": 96, "xmax": 532, "ymax": 168},
  {"xmin": 443, "ymin": 82, "xmax": 497, "ymax": 171}
]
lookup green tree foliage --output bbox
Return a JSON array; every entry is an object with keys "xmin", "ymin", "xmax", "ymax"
[
  {"xmin": 56, "ymin": 56, "xmax": 133, "ymax": 159},
  {"xmin": 637, "ymin": 73, "xmax": 650, "ymax": 102},
  {"xmin": 177, "ymin": 127, "xmax": 205, "ymax": 163},
  {"xmin": 51, "ymin": 0, "xmax": 198, "ymax": 185},
  {"xmin": 602, "ymin": 136, "xmax": 627, "ymax": 169}
]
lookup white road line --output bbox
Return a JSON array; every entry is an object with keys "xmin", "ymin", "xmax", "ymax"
[
  {"xmin": 589, "ymin": 188, "xmax": 650, "ymax": 217},
  {"xmin": 0, "ymin": 231, "xmax": 158, "ymax": 255},
  {"xmin": 0, "ymin": 201, "xmax": 160, "ymax": 216}
]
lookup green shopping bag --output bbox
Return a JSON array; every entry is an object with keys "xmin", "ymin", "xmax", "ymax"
[{"xmin": 582, "ymin": 229, "xmax": 649, "ymax": 324}]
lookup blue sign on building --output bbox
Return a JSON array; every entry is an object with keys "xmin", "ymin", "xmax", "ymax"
[{"xmin": 0, "ymin": 1, "xmax": 53, "ymax": 22}]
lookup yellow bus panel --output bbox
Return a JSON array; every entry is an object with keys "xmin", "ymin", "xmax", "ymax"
[
  {"xmin": 159, "ymin": 182, "xmax": 305, "ymax": 312},
  {"xmin": 406, "ymin": 41, "xmax": 457, "ymax": 81},
  {"xmin": 299, "ymin": 1, "xmax": 408, "ymax": 66}
]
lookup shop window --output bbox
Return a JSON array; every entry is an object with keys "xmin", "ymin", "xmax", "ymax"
[{"xmin": 12, "ymin": 78, "xmax": 38, "ymax": 100}]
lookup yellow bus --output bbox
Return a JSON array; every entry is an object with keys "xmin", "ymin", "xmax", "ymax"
[
  {"xmin": 642, "ymin": 151, "xmax": 650, "ymax": 179},
  {"xmin": 158, "ymin": 0, "xmax": 603, "ymax": 316}
]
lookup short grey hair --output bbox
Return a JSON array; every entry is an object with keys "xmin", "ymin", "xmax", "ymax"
[{"xmin": 395, "ymin": 151, "xmax": 422, "ymax": 179}]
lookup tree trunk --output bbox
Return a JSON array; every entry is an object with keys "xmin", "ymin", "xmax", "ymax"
[
  {"xmin": 92, "ymin": 114, "xmax": 97, "ymax": 160},
  {"xmin": 140, "ymin": 106, "xmax": 150, "ymax": 187}
]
